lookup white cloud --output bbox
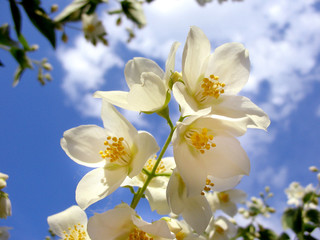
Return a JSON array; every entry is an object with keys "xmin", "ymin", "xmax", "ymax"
[
  {"xmin": 255, "ymin": 166, "xmax": 288, "ymax": 189},
  {"xmin": 57, "ymin": 36, "xmax": 124, "ymax": 117}
]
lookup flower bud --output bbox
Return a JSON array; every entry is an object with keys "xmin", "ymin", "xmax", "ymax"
[
  {"xmin": 317, "ymin": 173, "xmax": 320, "ymax": 182},
  {"xmin": 0, "ymin": 192, "xmax": 12, "ymax": 219},
  {"xmin": 309, "ymin": 166, "xmax": 319, "ymax": 172},
  {"xmin": 51, "ymin": 4, "xmax": 58, "ymax": 13},
  {"xmin": 0, "ymin": 173, "xmax": 8, "ymax": 190},
  {"xmin": 30, "ymin": 44, "xmax": 39, "ymax": 51},
  {"xmin": 43, "ymin": 63, "xmax": 53, "ymax": 71},
  {"xmin": 265, "ymin": 186, "xmax": 270, "ymax": 193}
]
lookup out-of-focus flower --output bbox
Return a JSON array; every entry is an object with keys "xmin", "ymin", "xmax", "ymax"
[
  {"xmin": 61, "ymin": 100, "xmax": 159, "ymax": 209},
  {"xmin": 121, "ymin": 0, "xmax": 146, "ymax": 28},
  {"xmin": 245, "ymin": 196, "xmax": 270, "ymax": 218},
  {"xmin": 172, "ymin": 113, "xmax": 250, "ymax": 197},
  {"xmin": 285, "ymin": 182, "xmax": 317, "ymax": 208},
  {"xmin": 87, "ymin": 203, "xmax": 175, "ymax": 239},
  {"xmin": 0, "ymin": 173, "xmax": 8, "ymax": 190},
  {"xmin": 173, "ymin": 26, "xmax": 270, "ymax": 130},
  {"xmin": 167, "ymin": 169, "xmax": 212, "ymax": 234},
  {"xmin": 206, "ymin": 189, "xmax": 247, "ymax": 217},
  {"xmin": 0, "ymin": 227, "xmax": 10, "ymax": 240},
  {"xmin": 47, "ymin": 205, "xmax": 90, "ymax": 240},
  {"xmin": 82, "ymin": 13, "xmax": 108, "ymax": 46},
  {"xmin": 94, "ymin": 42, "xmax": 180, "ymax": 113},
  {"xmin": 0, "ymin": 192, "xmax": 11, "ymax": 219},
  {"xmin": 122, "ymin": 157, "xmax": 175, "ymax": 214},
  {"xmin": 206, "ymin": 216, "xmax": 237, "ymax": 240}
]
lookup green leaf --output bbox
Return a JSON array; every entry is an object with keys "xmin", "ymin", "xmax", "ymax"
[
  {"xmin": 304, "ymin": 223, "xmax": 317, "ymax": 233},
  {"xmin": 303, "ymin": 192, "xmax": 316, "ymax": 204},
  {"xmin": 282, "ymin": 207, "xmax": 303, "ymax": 234},
  {"xmin": 258, "ymin": 224, "xmax": 278, "ymax": 240},
  {"xmin": 13, "ymin": 66, "xmax": 25, "ymax": 87},
  {"xmin": 306, "ymin": 209, "xmax": 320, "ymax": 225},
  {"xmin": 9, "ymin": 0, "xmax": 22, "ymax": 36},
  {"xmin": 304, "ymin": 235, "xmax": 318, "ymax": 240},
  {"xmin": 21, "ymin": 0, "xmax": 56, "ymax": 48},
  {"xmin": 54, "ymin": 0, "xmax": 89, "ymax": 22},
  {"xmin": 277, "ymin": 232, "xmax": 290, "ymax": 240},
  {"xmin": 18, "ymin": 34, "xmax": 30, "ymax": 50},
  {"xmin": 0, "ymin": 24, "xmax": 19, "ymax": 47},
  {"xmin": 10, "ymin": 47, "xmax": 33, "ymax": 69}
]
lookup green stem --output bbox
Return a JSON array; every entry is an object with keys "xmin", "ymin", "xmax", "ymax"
[{"xmin": 130, "ymin": 126, "xmax": 175, "ymax": 209}]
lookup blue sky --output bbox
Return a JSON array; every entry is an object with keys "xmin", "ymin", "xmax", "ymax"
[{"xmin": 1, "ymin": 0, "xmax": 320, "ymax": 239}]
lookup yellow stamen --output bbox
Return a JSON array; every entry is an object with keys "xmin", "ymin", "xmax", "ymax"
[
  {"xmin": 128, "ymin": 228, "xmax": 154, "ymax": 240},
  {"xmin": 201, "ymin": 178, "xmax": 215, "ymax": 195},
  {"xmin": 144, "ymin": 156, "xmax": 166, "ymax": 174},
  {"xmin": 176, "ymin": 231, "xmax": 186, "ymax": 240},
  {"xmin": 99, "ymin": 136, "xmax": 128, "ymax": 163},
  {"xmin": 86, "ymin": 24, "xmax": 95, "ymax": 33},
  {"xmin": 201, "ymin": 74, "xmax": 225, "ymax": 99},
  {"xmin": 186, "ymin": 128, "xmax": 216, "ymax": 154},
  {"xmin": 63, "ymin": 223, "xmax": 87, "ymax": 240},
  {"xmin": 218, "ymin": 192, "xmax": 230, "ymax": 203}
]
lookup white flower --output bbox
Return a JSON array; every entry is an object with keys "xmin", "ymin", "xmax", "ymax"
[
  {"xmin": 172, "ymin": 113, "xmax": 250, "ymax": 197},
  {"xmin": 246, "ymin": 196, "xmax": 270, "ymax": 218},
  {"xmin": 285, "ymin": 182, "xmax": 306, "ymax": 206},
  {"xmin": 87, "ymin": 203, "xmax": 175, "ymax": 239},
  {"xmin": 0, "ymin": 227, "xmax": 10, "ymax": 240},
  {"xmin": 94, "ymin": 42, "xmax": 180, "ymax": 113},
  {"xmin": 0, "ymin": 173, "xmax": 8, "ymax": 190},
  {"xmin": 122, "ymin": 157, "xmax": 175, "ymax": 214},
  {"xmin": 173, "ymin": 26, "xmax": 270, "ymax": 130},
  {"xmin": 0, "ymin": 192, "xmax": 11, "ymax": 219},
  {"xmin": 61, "ymin": 100, "xmax": 159, "ymax": 209},
  {"xmin": 206, "ymin": 189, "xmax": 247, "ymax": 217},
  {"xmin": 206, "ymin": 216, "xmax": 237, "ymax": 240},
  {"xmin": 167, "ymin": 169, "xmax": 212, "ymax": 234},
  {"xmin": 82, "ymin": 13, "xmax": 107, "ymax": 46},
  {"xmin": 47, "ymin": 205, "xmax": 90, "ymax": 240}
]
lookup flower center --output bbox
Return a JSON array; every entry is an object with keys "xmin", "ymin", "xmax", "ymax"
[
  {"xmin": 218, "ymin": 192, "xmax": 230, "ymax": 203},
  {"xmin": 63, "ymin": 223, "xmax": 87, "ymax": 240},
  {"xmin": 99, "ymin": 136, "xmax": 130, "ymax": 165},
  {"xmin": 86, "ymin": 24, "xmax": 95, "ymax": 33},
  {"xmin": 144, "ymin": 157, "xmax": 166, "ymax": 174},
  {"xmin": 128, "ymin": 228, "xmax": 153, "ymax": 240},
  {"xmin": 185, "ymin": 128, "xmax": 216, "ymax": 154},
  {"xmin": 215, "ymin": 225, "xmax": 225, "ymax": 234},
  {"xmin": 175, "ymin": 231, "xmax": 186, "ymax": 240},
  {"xmin": 201, "ymin": 178, "xmax": 215, "ymax": 195},
  {"xmin": 201, "ymin": 74, "xmax": 225, "ymax": 99}
]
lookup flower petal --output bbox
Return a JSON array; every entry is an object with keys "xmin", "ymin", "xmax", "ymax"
[
  {"xmin": 165, "ymin": 41, "xmax": 181, "ymax": 83},
  {"xmin": 206, "ymin": 42, "xmax": 250, "ymax": 95},
  {"xmin": 173, "ymin": 142, "xmax": 207, "ymax": 197},
  {"xmin": 93, "ymin": 90, "xmax": 140, "ymax": 111},
  {"xmin": 125, "ymin": 57, "xmax": 164, "ymax": 88},
  {"xmin": 213, "ymin": 95, "xmax": 270, "ymax": 130},
  {"xmin": 76, "ymin": 167, "xmax": 127, "ymax": 209},
  {"xmin": 173, "ymin": 82, "xmax": 201, "ymax": 116},
  {"xmin": 209, "ymin": 175, "xmax": 243, "ymax": 192},
  {"xmin": 127, "ymin": 72, "xmax": 167, "ymax": 112},
  {"xmin": 129, "ymin": 131, "xmax": 159, "ymax": 177},
  {"xmin": 202, "ymin": 135, "xmax": 250, "ymax": 178},
  {"xmin": 133, "ymin": 217, "xmax": 175, "ymax": 239},
  {"xmin": 100, "ymin": 100, "xmax": 137, "ymax": 146},
  {"xmin": 87, "ymin": 203, "xmax": 134, "ymax": 239},
  {"xmin": 145, "ymin": 187, "xmax": 170, "ymax": 215},
  {"xmin": 167, "ymin": 170, "xmax": 186, "ymax": 214},
  {"xmin": 47, "ymin": 205, "xmax": 87, "ymax": 238},
  {"xmin": 182, "ymin": 26, "xmax": 211, "ymax": 91},
  {"xmin": 182, "ymin": 195, "xmax": 212, "ymax": 234},
  {"xmin": 61, "ymin": 125, "xmax": 106, "ymax": 167}
]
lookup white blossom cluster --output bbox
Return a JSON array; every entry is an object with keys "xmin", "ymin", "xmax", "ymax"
[{"xmin": 47, "ymin": 26, "xmax": 270, "ymax": 239}]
